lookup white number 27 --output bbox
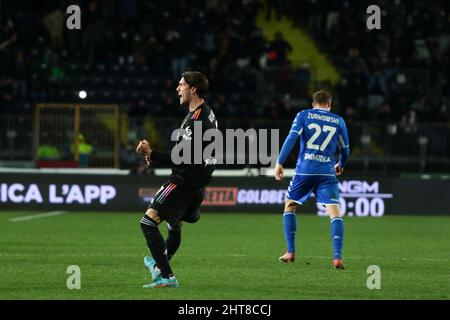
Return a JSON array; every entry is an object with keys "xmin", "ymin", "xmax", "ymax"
[{"xmin": 306, "ymin": 123, "xmax": 337, "ymax": 151}]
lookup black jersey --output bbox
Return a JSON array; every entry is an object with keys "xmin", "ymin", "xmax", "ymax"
[{"xmin": 150, "ymin": 103, "xmax": 218, "ymax": 188}]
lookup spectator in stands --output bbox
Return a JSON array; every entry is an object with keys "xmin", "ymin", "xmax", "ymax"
[
  {"xmin": 267, "ymin": 32, "xmax": 292, "ymax": 66},
  {"xmin": 347, "ymin": 63, "xmax": 369, "ymax": 119},
  {"xmin": 0, "ymin": 19, "xmax": 17, "ymax": 49},
  {"xmin": 12, "ymin": 50, "xmax": 28, "ymax": 101},
  {"xmin": 265, "ymin": 0, "xmax": 283, "ymax": 21},
  {"xmin": 114, "ymin": 14, "xmax": 137, "ymax": 65},
  {"xmin": 362, "ymin": 62, "xmax": 395, "ymax": 115},
  {"xmin": 82, "ymin": 1, "xmax": 108, "ymax": 64},
  {"xmin": 343, "ymin": 105, "xmax": 358, "ymax": 126},
  {"xmin": 128, "ymin": 98, "xmax": 149, "ymax": 138},
  {"xmin": 437, "ymin": 98, "xmax": 449, "ymax": 122},
  {"xmin": 377, "ymin": 103, "xmax": 395, "ymax": 123},
  {"xmin": 400, "ymin": 110, "xmax": 419, "ymax": 134},
  {"xmin": 120, "ymin": 140, "xmax": 141, "ymax": 172},
  {"xmin": 38, "ymin": 131, "xmax": 60, "ymax": 160},
  {"xmin": 199, "ymin": 27, "xmax": 218, "ymax": 63},
  {"xmin": 165, "ymin": 27, "xmax": 189, "ymax": 81},
  {"xmin": 0, "ymin": 80, "xmax": 14, "ymax": 114},
  {"xmin": 70, "ymin": 133, "xmax": 93, "ymax": 168},
  {"xmin": 161, "ymin": 94, "xmax": 182, "ymax": 117},
  {"xmin": 293, "ymin": 63, "xmax": 312, "ymax": 88},
  {"xmin": 128, "ymin": 98, "xmax": 149, "ymax": 118},
  {"xmin": 213, "ymin": 94, "xmax": 230, "ymax": 118},
  {"xmin": 29, "ymin": 72, "xmax": 49, "ymax": 103},
  {"xmin": 49, "ymin": 52, "xmax": 64, "ymax": 83},
  {"xmin": 43, "ymin": 8, "xmax": 64, "ymax": 51},
  {"xmin": 265, "ymin": 98, "xmax": 288, "ymax": 120}
]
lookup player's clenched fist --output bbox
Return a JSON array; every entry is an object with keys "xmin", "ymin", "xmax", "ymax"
[
  {"xmin": 136, "ymin": 139, "xmax": 151, "ymax": 155},
  {"xmin": 136, "ymin": 139, "xmax": 153, "ymax": 166}
]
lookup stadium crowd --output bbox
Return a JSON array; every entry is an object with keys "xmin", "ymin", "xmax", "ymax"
[
  {"xmin": 1, "ymin": 0, "xmax": 283, "ymax": 119},
  {"xmin": 294, "ymin": 0, "xmax": 450, "ymax": 124},
  {"xmin": 1, "ymin": 0, "xmax": 449, "ymax": 124}
]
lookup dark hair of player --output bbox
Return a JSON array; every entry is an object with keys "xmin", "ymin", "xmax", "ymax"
[
  {"xmin": 312, "ymin": 90, "xmax": 332, "ymax": 105},
  {"xmin": 181, "ymin": 71, "xmax": 209, "ymax": 99}
]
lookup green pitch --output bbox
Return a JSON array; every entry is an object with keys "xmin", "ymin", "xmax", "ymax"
[{"xmin": 0, "ymin": 211, "xmax": 449, "ymax": 299}]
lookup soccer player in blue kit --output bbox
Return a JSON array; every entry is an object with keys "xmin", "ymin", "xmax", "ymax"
[{"xmin": 274, "ymin": 90, "xmax": 350, "ymax": 269}]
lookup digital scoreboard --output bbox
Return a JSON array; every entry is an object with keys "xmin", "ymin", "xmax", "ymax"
[{"xmin": 317, "ymin": 180, "xmax": 393, "ymax": 217}]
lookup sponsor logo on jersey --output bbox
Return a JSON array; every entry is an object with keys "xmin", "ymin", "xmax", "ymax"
[
  {"xmin": 208, "ymin": 111, "xmax": 215, "ymax": 123},
  {"xmin": 182, "ymin": 126, "xmax": 192, "ymax": 141},
  {"xmin": 304, "ymin": 153, "xmax": 332, "ymax": 163}
]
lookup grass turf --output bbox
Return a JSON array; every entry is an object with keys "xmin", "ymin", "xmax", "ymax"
[{"xmin": 0, "ymin": 211, "xmax": 449, "ymax": 300}]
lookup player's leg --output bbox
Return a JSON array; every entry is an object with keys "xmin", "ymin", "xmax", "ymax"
[
  {"xmin": 140, "ymin": 208, "xmax": 179, "ymax": 287},
  {"xmin": 142, "ymin": 209, "xmax": 163, "ymax": 280},
  {"xmin": 166, "ymin": 221, "xmax": 182, "ymax": 260},
  {"xmin": 165, "ymin": 211, "xmax": 199, "ymax": 261},
  {"xmin": 279, "ymin": 175, "xmax": 314, "ymax": 262},
  {"xmin": 140, "ymin": 182, "xmax": 183, "ymax": 288},
  {"xmin": 316, "ymin": 176, "xmax": 345, "ymax": 269},
  {"xmin": 279, "ymin": 199, "xmax": 298, "ymax": 262},
  {"xmin": 166, "ymin": 187, "xmax": 203, "ymax": 260},
  {"xmin": 326, "ymin": 204, "xmax": 345, "ymax": 269}
]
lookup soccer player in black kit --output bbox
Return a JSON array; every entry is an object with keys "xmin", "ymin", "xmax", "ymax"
[{"xmin": 136, "ymin": 71, "xmax": 218, "ymax": 288}]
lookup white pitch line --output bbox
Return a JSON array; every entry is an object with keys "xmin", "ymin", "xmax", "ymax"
[{"xmin": 9, "ymin": 211, "xmax": 68, "ymax": 222}]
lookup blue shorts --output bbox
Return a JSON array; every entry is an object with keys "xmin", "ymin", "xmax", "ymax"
[{"xmin": 287, "ymin": 174, "xmax": 340, "ymax": 205}]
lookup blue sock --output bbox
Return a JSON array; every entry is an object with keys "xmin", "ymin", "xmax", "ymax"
[
  {"xmin": 283, "ymin": 212, "xmax": 296, "ymax": 253},
  {"xmin": 330, "ymin": 217, "xmax": 344, "ymax": 259}
]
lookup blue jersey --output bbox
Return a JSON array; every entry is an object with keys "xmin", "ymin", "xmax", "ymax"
[{"xmin": 277, "ymin": 108, "xmax": 350, "ymax": 175}]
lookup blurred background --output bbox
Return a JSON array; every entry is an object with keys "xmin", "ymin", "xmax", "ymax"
[{"xmin": 0, "ymin": 0, "xmax": 449, "ymax": 173}]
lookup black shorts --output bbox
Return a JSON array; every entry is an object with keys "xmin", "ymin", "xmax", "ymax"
[{"xmin": 148, "ymin": 181, "xmax": 205, "ymax": 227}]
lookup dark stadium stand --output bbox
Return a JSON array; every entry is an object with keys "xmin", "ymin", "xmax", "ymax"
[{"xmin": 0, "ymin": 0, "xmax": 449, "ymax": 172}]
